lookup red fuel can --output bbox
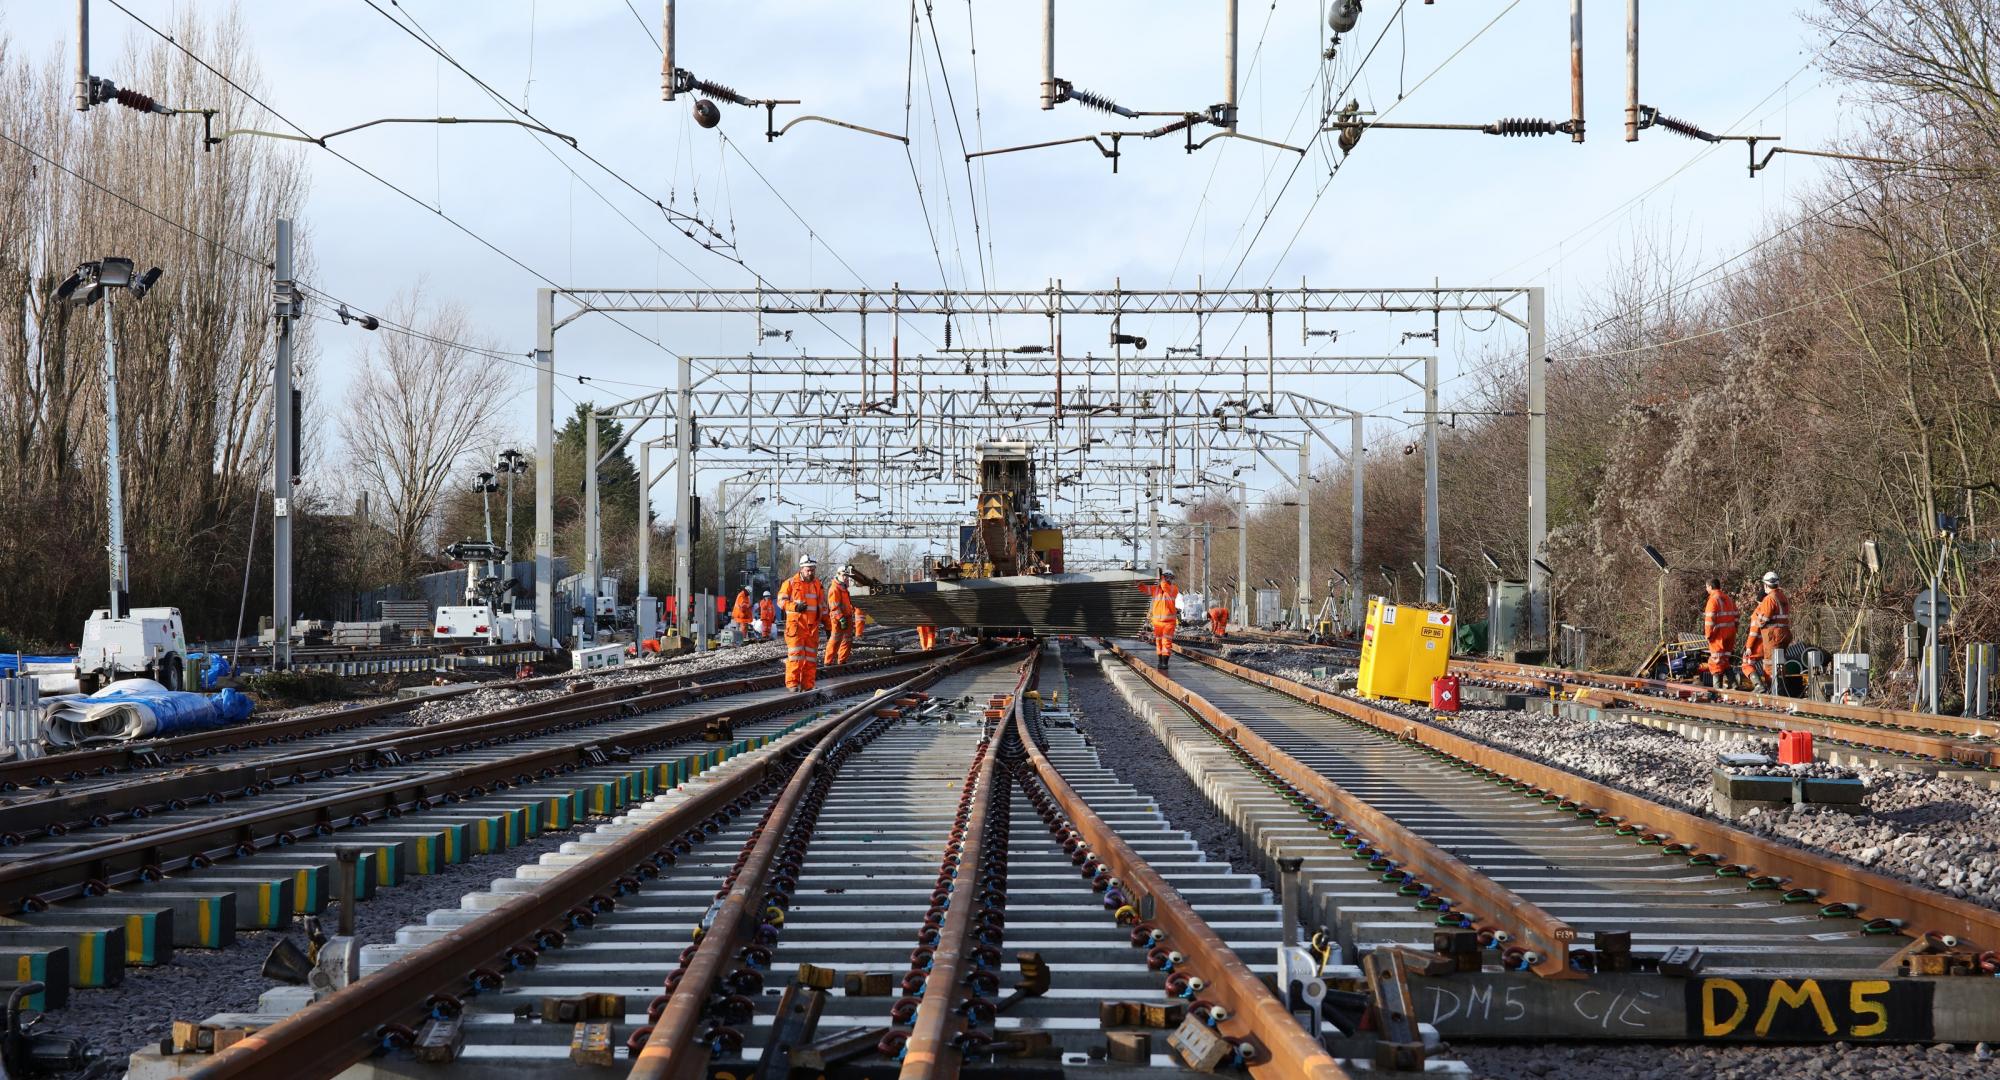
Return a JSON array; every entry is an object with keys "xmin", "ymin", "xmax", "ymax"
[
  {"xmin": 1431, "ymin": 675, "xmax": 1460, "ymax": 713},
  {"xmin": 1778, "ymin": 730, "xmax": 1814, "ymax": 765}
]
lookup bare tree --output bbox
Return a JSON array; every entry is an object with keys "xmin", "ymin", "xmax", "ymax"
[{"xmin": 346, "ymin": 287, "xmax": 514, "ymax": 576}]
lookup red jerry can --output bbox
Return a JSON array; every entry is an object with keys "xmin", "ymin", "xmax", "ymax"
[
  {"xmin": 1778, "ymin": 730, "xmax": 1814, "ymax": 765},
  {"xmin": 1431, "ymin": 675, "xmax": 1461, "ymax": 713}
]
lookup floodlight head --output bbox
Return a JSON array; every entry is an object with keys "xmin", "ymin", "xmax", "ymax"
[
  {"xmin": 1531, "ymin": 558, "xmax": 1554, "ymax": 577},
  {"xmin": 1479, "ymin": 546, "xmax": 1502, "ymax": 572},
  {"xmin": 96, "ymin": 257, "xmax": 135, "ymax": 289},
  {"xmin": 53, "ymin": 265, "xmax": 92, "ymax": 306},
  {"xmin": 1640, "ymin": 543, "xmax": 1668, "ymax": 572},
  {"xmin": 130, "ymin": 266, "xmax": 163, "ymax": 300}
]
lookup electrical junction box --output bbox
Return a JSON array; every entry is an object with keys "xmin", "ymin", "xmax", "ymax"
[
  {"xmin": 1356, "ymin": 597, "xmax": 1452, "ymax": 704},
  {"xmin": 1255, "ymin": 588, "xmax": 1282, "ymax": 628},
  {"xmin": 1832, "ymin": 653, "xmax": 1870, "ymax": 702}
]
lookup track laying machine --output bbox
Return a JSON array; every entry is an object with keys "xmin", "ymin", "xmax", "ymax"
[{"xmin": 850, "ymin": 441, "xmax": 1151, "ymax": 636}]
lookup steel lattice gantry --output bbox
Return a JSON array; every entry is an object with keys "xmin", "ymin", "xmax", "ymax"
[{"xmin": 531, "ymin": 283, "xmax": 1546, "ymax": 649}]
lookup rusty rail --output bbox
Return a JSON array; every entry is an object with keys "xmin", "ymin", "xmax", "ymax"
[
  {"xmin": 1183, "ymin": 646, "xmax": 2000, "ymax": 951},
  {"xmin": 895, "ymin": 655, "xmax": 1037, "ymax": 1078},
  {"xmin": 1037, "ymin": 653, "xmax": 1353, "ymax": 1078},
  {"xmin": 178, "ymin": 646, "xmax": 994, "ymax": 1080},
  {"xmin": 1113, "ymin": 644, "xmax": 1578, "ymax": 977},
  {"xmin": 1455, "ymin": 656, "xmax": 2000, "ymax": 764},
  {"xmin": 626, "ymin": 644, "xmax": 1032, "ymax": 1080}
]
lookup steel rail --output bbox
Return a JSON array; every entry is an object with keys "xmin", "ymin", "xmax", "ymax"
[
  {"xmin": 1, "ymin": 644, "xmax": 950, "ymax": 791},
  {"xmin": 0, "ymin": 652, "xmax": 758, "ymax": 788},
  {"xmin": 626, "ymin": 644, "xmax": 1032, "ymax": 1080},
  {"xmin": 0, "ymin": 648, "xmax": 954, "ymax": 837},
  {"xmin": 896, "ymin": 654, "xmax": 1036, "ymax": 1079},
  {"xmin": 1110, "ymin": 644, "xmax": 1579, "ymax": 977},
  {"xmin": 1182, "ymin": 646, "xmax": 2000, "ymax": 951},
  {"xmin": 1022, "ymin": 653, "xmax": 1351, "ymax": 1078},
  {"xmin": 0, "ymin": 653, "xmax": 959, "ymax": 908},
  {"xmin": 176, "ymin": 647, "xmax": 995, "ymax": 1080},
  {"xmin": 1453, "ymin": 656, "xmax": 2000, "ymax": 763},
  {"xmin": 1216, "ymin": 628, "xmax": 2000, "ymax": 756}
]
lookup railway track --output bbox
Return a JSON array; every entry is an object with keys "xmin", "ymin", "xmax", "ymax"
[
  {"xmin": 0, "ymin": 648, "xmax": 948, "ymax": 1015},
  {"xmin": 141, "ymin": 644, "xmax": 1442, "ymax": 1079},
  {"xmin": 1222, "ymin": 630, "xmax": 2000, "ymax": 773},
  {"xmin": 1098, "ymin": 640, "xmax": 2000, "ymax": 1045}
]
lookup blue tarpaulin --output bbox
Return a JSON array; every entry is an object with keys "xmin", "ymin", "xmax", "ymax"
[
  {"xmin": 0, "ymin": 655, "xmax": 72, "ymax": 675},
  {"xmin": 41, "ymin": 679, "xmax": 255, "ymax": 747}
]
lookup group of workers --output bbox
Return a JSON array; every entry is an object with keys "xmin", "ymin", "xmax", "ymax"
[
  {"xmin": 730, "ymin": 555, "xmax": 860, "ymax": 691},
  {"xmin": 1139, "ymin": 567, "xmax": 1235, "ymax": 671},
  {"xmin": 1701, "ymin": 571, "xmax": 1793, "ymax": 693},
  {"xmin": 731, "ymin": 555, "xmax": 914, "ymax": 693}
]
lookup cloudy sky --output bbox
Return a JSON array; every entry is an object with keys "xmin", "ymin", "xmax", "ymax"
[{"xmin": 8, "ymin": 1, "xmax": 1855, "ymax": 566}]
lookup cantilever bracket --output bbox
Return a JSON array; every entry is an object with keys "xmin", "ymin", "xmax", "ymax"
[{"xmin": 761, "ymin": 103, "xmax": 907, "ymax": 145}]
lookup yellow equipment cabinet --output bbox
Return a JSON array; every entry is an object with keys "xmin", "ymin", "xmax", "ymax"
[{"xmin": 1355, "ymin": 597, "xmax": 1454, "ymax": 703}]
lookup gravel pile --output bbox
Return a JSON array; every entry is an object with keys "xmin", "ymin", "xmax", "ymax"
[
  {"xmin": 47, "ymin": 826, "xmax": 583, "ymax": 1075},
  {"xmin": 1221, "ymin": 647, "xmax": 2000, "ymax": 910},
  {"xmin": 1456, "ymin": 1039, "xmax": 1997, "ymax": 1079}
]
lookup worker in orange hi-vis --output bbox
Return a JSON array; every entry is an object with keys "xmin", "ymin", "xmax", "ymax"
[
  {"xmin": 757, "ymin": 591, "xmax": 777, "ymax": 640},
  {"xmin": 1207, "ymin": 600, "xmax": 1230, "ymax": 638},
  {"xmin": 1141, "ymin": 567, "xmax": 1181, "ymax": 671},
  {"xmin": 731, "ymin": 588, "xmax": 754, "ymax": 641},
  {"xmin": 777, "ymin": 555, "xmax": 828, "ymax": 691},
  {"xmin": 823, "ymin": 565, "xmax": 858, "ymax": 666},
  {"xmin": 915, "ymin": 624, "xmax": 938, "ymax": 650},
  {"xmin": 1700, "ymin": 577, "xmax": 1739, "ymax": 689},
  {"xmin": 1745, "ymin": 570, "xmax": 1793, "ymax": 696}
]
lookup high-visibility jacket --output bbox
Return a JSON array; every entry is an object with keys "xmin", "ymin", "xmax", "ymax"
[
  {"xmin": 1748, "ymin": 588, "xmax": 1792, "ymax": 651},
  {"xmin": 758, "ymin": 597, "xmax": 777, "ymax": 626},
  {"xmin": 732, "ymin": 591, "xmax": 753, "ymax": 625},
  {"xmin": 1703, "ymin": 590, "xmax": 1739, "ymax": 640},
  {"xmin": 825, "ymin": 581, "xmax": 856, "ymax": 630},
  {"xmin": 1144, "ymin": 582, "xmax": 1181, "ymax": 626},
  {"xmin": 777, "ymin": 574, "xmax": 827, "ymax": 642}
]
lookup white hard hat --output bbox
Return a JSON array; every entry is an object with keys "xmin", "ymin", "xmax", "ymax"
[
  {"xmin": 799, "ymin": 554, "xmax": 817, "ymax": 568},
  {"xmin": 1762, "ymin": 571, "xmax": 1780, "ymax": 586},
  {"xmin": 837, "ymin": 564, "xmax": 854, "ymax": 577},
  {"xmin": 1160, "ymin": 567, "xmax": 1175, "ymax": 578}
]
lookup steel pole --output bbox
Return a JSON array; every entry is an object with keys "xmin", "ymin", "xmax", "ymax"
[
  {"xmin": 715, "ymin": 478, "xmax": 727, "ymax": 603},
  {"xmin": 101, "ymin": 292, "xmax": 125, "ymax": 620},
  {"xmin": 75, "ymin": 0, "xmax": 89, "ymax": 111},
  {"xmin": 1297, "ymin": 441, "xmax": 1311, "ymax": 630},
  {"xmin": 1039, "ymin": 0, "xmax": 1055, "ymax": 109},
  {"xmin": 1569, "ymin": 0, "xmax": 1585, "ymax": 142},
  {"xmin": 534, "ymin": 289, "xmax": 556, "ymax": 648},
  {"xmin": 1237, "ymin": 481, "xmax": 1249, "ymax": 627},
  {"xmin": 1223, "ymin": 0, "xmax": 1239, "ymax": 127},
  {"xmin": 637, "ymin": 439, "xmax": 651, "ymax": 599},
  {"xmin": 1625, "ymin": 0, "xmax": 1640, "ymax": 142},
  {"xmin": 584, "ymin": 408, "xmax": 600, "ymax": 645},
  {"xmin": 1350, "ymin": 414, "xmax": 1364, "ymax": 630},
  {"xmin": 1526, "ymin": 287, "xmax": 1549, "ymax": 652},
  {"xmin": 272, "ymin": 220, "xmax": 298, "ymax": 667},
  {"xmin": 674, "ymin": 353, "xmax": 693, "ymax": 639},
  {"xmin": 660, "ymin": 0, "xmax": 675, "ymax": 100},
  {"xmin": 1423, "ymin": 352, "xmax": 1440, "ymax": 604}
]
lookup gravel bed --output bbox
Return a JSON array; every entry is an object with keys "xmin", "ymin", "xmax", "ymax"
[
  {"xmin": 1219, "ymin": 645, "xmax": 2000, "ymax": 911},
  {"xmin": 400, "ymin": 640, "xmax": 789, "ymax": 726},
  {"xmin": 46, "ymin": 824, "xmax": 584, "ymax": 1074},
  {"xmin": 1456, "ymin": 1039, "xmax": 1998, "ymax": 1079},
  {"xmin": 1058, "ymin": 646, "xmax": 1273, "ymax": 894}
]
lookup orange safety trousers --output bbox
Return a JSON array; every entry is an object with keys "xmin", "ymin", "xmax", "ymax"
[
  {"xmin": 916, "ymin": 626, "xmax": 938, "ymax": 650},
  {"xmin": 785, "ymin": 633, "xmax": 819, "ymax": 690},
  {"xmin": 1153, "ymin": 620, "xmax": 1178, "ymax": 658},
  {"xmin": 823, "ymin": 620, "xmax": 854, "ymax": 666}
]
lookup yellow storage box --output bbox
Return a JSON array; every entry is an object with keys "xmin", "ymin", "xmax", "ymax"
[{"xmin": 1355, "ymin": 597, "xmax": 1454, "ymax": 704}]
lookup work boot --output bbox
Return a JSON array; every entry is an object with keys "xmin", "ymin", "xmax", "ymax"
[{"xmin": 1159, "ymin": 654, "xmax": 1171, "ymax": 672}]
